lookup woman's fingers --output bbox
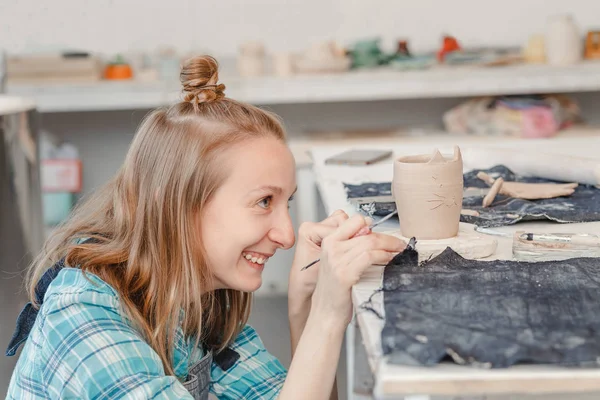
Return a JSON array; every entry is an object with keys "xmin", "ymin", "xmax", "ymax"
[
  {"xmin": 320, "ymin": 209, "xmax": 349, "ymax": 228},
  {"xmin": 298, "ymin": 221, "xmax": 339, "ymax": 246},
  {"xmin": 327, "ymin": 214, "xmax": 369, "ymax": 242},
  {"xmin": 339, "ymin": 232, "xmax": 406, "ymax": 254},
  {"xmin": 335, "ymin": 249, "xmax": 398, "ymax": 284}
]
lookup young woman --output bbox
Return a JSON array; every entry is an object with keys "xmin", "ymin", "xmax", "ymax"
[{"xmin": 6, "ymin": 56, "xmax": 406, "ymax": 399}]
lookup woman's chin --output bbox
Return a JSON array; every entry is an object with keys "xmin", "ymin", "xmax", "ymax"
[
  {"xmin": 239, "ymin": 258, "xmax": 265, "ymax": 292},
  {"xmin": 231, "ymin": 277, "xmax": 262, "ymax": 293}
]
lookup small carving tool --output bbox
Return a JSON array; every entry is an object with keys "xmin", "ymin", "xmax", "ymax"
[{"xmin": 301, "ymin": 210, "xmax": 399, "ymax": 271}]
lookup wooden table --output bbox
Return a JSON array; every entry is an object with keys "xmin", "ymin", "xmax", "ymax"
[{"xmin": 309, "ymin": 134, "xmax": 600, "ymax": 400}]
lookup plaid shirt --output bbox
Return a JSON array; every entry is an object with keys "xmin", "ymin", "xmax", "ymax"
[{"xmin": 7, "ymin": 268, "xmax": 286, "ymax": 399}]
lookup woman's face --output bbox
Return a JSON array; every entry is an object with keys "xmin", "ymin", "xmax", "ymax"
[{"xmin": 201, "ymin": 136, "xmax": 297, "ymax": 292}]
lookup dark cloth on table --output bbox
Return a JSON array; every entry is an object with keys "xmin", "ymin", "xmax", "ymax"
[{"xmin": 379, "ymin": 246, "xmax": 600, "ymax": 368}]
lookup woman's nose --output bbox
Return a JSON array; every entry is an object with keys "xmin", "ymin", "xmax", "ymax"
[{"xmin": 269, "ymin": 212, "xmax": 295, "ymax": 250}]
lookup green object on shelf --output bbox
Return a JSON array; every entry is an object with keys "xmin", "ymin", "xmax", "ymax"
[
  {"xmin": 109, "ymin": 54, "xmax": 127, "ymax": 65},
  {"xmin": 350, "ymin": 38, "xmax": 396, "ymax": 68},
  {"xmin": 350, "ymin": 38, "xmax": 384, "ymax": 68}
]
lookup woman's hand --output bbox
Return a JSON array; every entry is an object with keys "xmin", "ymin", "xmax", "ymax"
[
  {"xmin": 288, "ymin": 210, "xmax": 349, "ymax": 304},
  {"xmin": 310, "ymin": 214, "xmax": 406, "ymax": 326},
  {"xmin": 285, "ymin": 213, "xmax": 405, "ymax": 400}
]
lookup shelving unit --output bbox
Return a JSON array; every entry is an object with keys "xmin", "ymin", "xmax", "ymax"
[
  {"xmin": 7, "ymin": 61, "xmax": 600, "ymax": 113},
  {"xmin": 10, "ymin": 60, "xmax": 600, "ymax": 298}
]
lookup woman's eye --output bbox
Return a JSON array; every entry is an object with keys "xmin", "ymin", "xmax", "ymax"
[
  {"xmin": 258, "ymin": 196, "xmax": 272, "ymax": 209},
  {"xmin": 287, "ymin": 195, "xmax": 295, "ymax": 209}
]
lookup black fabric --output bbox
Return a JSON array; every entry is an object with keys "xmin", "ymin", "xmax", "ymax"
[
  {"xmin": 214, "ymin": 347, "xmax": 240, "ymax": 371},
  {"xmin": 6, "ymin": 258, "xmax": 65, "ymax": 356},
  {"xmin": 379, "ymin": 246, "xmax": 600, "ymax": 368},
  {"xmin": 344, "ymin": 165, "xmax": 600, "ymax": 228}
]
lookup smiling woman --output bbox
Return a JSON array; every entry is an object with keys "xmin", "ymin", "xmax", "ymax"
[
  {"xmin": 202, "ymin": 137, "xmax": 297, "ymax": 293},
  {"xmin": 5, "ymin": 55, "xmax": 406, "ymax": 400}
]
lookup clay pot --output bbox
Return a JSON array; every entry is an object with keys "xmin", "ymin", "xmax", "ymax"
[{"xmin": 392, "ymin": 146, "xmax": 463, "ymax": 240}]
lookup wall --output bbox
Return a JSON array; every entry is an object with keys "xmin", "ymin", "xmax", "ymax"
[{"xmin": 2, "ymin": 0, "xmax": 599, "ymax": 57}]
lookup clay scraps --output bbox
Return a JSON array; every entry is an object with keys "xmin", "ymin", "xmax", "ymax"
[{"xmin": 476, "ymin": 171, "xmax": 578, "ymax": 207}]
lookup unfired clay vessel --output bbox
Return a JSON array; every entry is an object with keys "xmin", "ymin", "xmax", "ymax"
[
  {"xmin": 392, "ymin": 146, "xmax": 463, "ymax": 240},
  {"xmin": 545, "ymin": 14, "xmax": 582, "ymax": 66}
]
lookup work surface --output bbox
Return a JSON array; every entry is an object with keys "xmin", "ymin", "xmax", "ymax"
[{"xmin": 309, "ymin": 133, "xmax": 600, "ymax": 398}]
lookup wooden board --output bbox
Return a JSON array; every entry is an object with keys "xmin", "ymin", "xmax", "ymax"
[
  {"xmin": 310, "ymin": 135, "xmax": 600, "ymax": 398},
  {"xmin": 384, "ymin": 223, "xmax": 498, "ymax": 261}
]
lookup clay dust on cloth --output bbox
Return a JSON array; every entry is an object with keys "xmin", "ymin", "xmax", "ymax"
[
  {"xmin": 373, "ymin": 246, "xmax": 600, "ymax": 368},
  {"xmin": 344, "ymin": 165, "xmax": 600, "ymax": 228}
]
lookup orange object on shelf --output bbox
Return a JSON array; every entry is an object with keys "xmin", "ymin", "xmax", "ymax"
[
  {"xmin": 585, "ymin": 31, "xmax": 600, "ymax": 60},
  {"xmin": 103, "ymin": 55, "xmax": 133, "ymax": 80},
  {"xmin": 437, "ymin": 35, "xmax": 462, "ymax": 62},
  {"xmin": 104, "ymin": 64, "xmax": 133, "ymax": 80}
]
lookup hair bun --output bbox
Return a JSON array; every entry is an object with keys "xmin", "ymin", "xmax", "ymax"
[{"xmin": 180, "ymin": 55, "xmax": 226, "ymax": 105}]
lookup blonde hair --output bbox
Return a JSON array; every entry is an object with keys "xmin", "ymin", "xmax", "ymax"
[{"xmin": 26, "ymin": 55, "xmax": 286, "ymax": 376}]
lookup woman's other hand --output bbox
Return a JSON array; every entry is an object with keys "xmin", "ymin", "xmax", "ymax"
[
  {"xmin": 288, "ymin": 209, "xmax": 349, "ymax": 304},
  {"xmin": 311, "ymin": 214, "xmax": 406, "ymax": 326}
]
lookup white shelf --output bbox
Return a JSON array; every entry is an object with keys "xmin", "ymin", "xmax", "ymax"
[{"xmin": 7, "ymin": 61, "xmax": 600, "ymax": 113}]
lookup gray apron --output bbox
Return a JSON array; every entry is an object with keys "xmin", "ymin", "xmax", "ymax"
[{"xmin": 182, "ymin": 350, "xmax": 212, "ymax": 400}]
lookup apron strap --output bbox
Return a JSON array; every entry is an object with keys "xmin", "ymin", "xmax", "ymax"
[{"xmin": 5, "ymin": 258, "xmax": 65, "ymax": 356}]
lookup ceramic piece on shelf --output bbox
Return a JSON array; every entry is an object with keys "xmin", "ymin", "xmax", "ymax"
[
  {"xmin": 585, "ymin": 31, "xmax": 600, "ymax": 60},
  {"xmin": 154, "ymin": 47, "xmax": 180, "ymax": 81},
  {"xmin": 294, "ymin": 41, "xmax": 351, "ymax": 74},
  {"xmin": 294, "ymin": 56, "xmax": 351, "ymax": 74},
  {"xmin": 392, "ymin": 146, "xmax": 463, "ymax": 240},
  {"xmin": 136, "ymin": 68, "xmax": 159, "ymax": 82},
  {"xmin": 396, "ymin": 40, "xmax": 411, "ymax": 57},
  {"xmin": 545, "ymin": 14, "xmax": 583, "ymax": 66},
  {"xmin": 103, "ymin": 54, "xmax": 133, "ymax": 80},
  {"xmin": 444, "ymin": 50, "xmax": 492, "ymax": 65},
  {"xmin": 523, "ymin": 34, "xmax": 547, "ymax": 63},
  {"xmin": 272, "ymin": 52, "xmax": 295, "ymax": 76},
  {"xmin": 390, "ymin": 54, "xmax": 436, "ymax": 71},
  {"xmin": 437, "ymin": 35, "xmax": 462, "ymax": 62},
  {"xmin": 239, "ymin": 41, "xmax": 265, "ymax": 57},
  {"xmin": 237, "ymin": 41, "xmax": 266, "ymax": 77},
  {"xmin": 125, "ymin": 51, "xmax": 159, "ymax": 82},
  {"xmin": 443, "ymin": 48, "xmax": 522, "ymax": 67},
  {"xmin": 237, "ymin": 55, "xmax": 264, "ymax": 77},
  {"xmin": 349, "ymin": 37, "xmax": 389, "ymax": 68}
]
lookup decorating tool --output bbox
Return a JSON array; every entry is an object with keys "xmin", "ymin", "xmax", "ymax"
[
  {"xmin": 513, "ymin": 231, "xmax": 600, "ymax": 261},
  {"xmin": 474, "ymin": 226, "xmax": 512, "ymax": 238},
  {"xmin": 301, "ymin": 210, "xmax": 399, "ymax": 271},
  {"xmin": 519, "ymin": 232, "xmax": 600, "ymax": 246},
  {"xmin": 475, "ymin": 226, "xmax": 600, "ymax": 261}
]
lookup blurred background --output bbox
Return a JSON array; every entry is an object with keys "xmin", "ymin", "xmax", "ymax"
[{"xmin": 2, "ymin": 1, "xmax": 600, "ymax": 398}]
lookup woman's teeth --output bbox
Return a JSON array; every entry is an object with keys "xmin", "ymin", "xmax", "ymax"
[{"xmin": 244, "ymin": 253, "xmax": 266, "ymax": 265}]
